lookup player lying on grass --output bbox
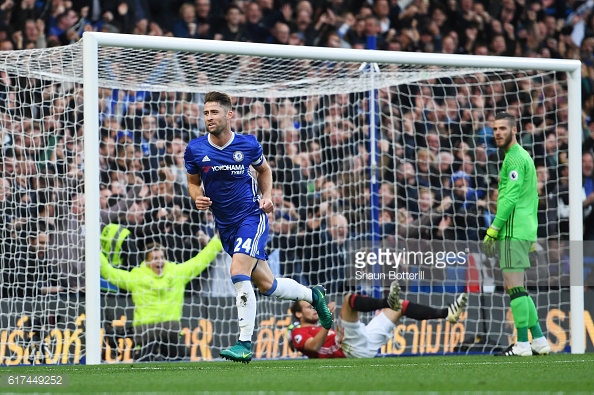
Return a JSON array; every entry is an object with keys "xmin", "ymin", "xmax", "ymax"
[{"xmin": 288, "ymin": 281, "xmax": 468, "ymax": 358}]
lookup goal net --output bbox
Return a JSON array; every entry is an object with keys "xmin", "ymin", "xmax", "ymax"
[{"xmin": 0, "ymin": 35, "xmax": 583, "ymax": 365}]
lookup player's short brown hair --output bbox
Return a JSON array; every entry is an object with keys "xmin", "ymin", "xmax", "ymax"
[
  {"xmin": 290, "ymin": 300, "xmax": 304, "ymax": 318},
  {"xmin": 204, "ymin": 91, "xmax": 232, "ymax": 112}
]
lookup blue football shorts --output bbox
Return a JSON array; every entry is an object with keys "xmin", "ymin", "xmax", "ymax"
[{"xmin": 219, "ymin": 211, "xmax": 269, "ymax": 261}]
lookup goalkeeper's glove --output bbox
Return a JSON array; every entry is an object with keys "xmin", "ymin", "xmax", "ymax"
[
  {"xmin": 529, "ymin": 242, "xmax": 539, "ymax": 265},
  {"xmin": 483, "ymin": 226, "xmax": 499, "ymax": 258}
]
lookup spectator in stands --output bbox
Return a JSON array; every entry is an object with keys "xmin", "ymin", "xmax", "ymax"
[
  {"xmin": 162, "ymin": 134, "xmax": 189, "ymax": 195},
  {"xmin": 268, "ymin": 20, "xmax": 290, "ymax": 45},
  {"xmin": 292, "ymin": 6, "xmax": 316, "ymax": 46},
  {"xmin": 446, "ymin": 171, "xmax": 479, "ymax": 242},
  {"xmin": 362, "ymin": 15, "xmax": 385, "ymax": 48},
  {"xmin": 583, "ymin": 151, "xmax": 594, "ymax": 241},
  {"xmin": 22, "ymin": 19, "xmax": 46, "ymax": 49},
  {"xmin": 415, "ymin": 148, "xmax": 437, "ymax": 190},
  {"xmin": 100, "ymin": 234, "xmax": 222, "ymax": 361},
  {"xmin": 11, "ymin": 222, "xmax": 70, "ymax": 297},
  {"xmin": 214, "ymin": 5, "xmax": 247, "ymax": 42},
  {"xmin": 137, "ymin": 114, "xmax": 164, "ymax": 184},
  {"xmin": 173, "ymin": 3, "xmax": 200, "ymax": 39},
  {"xmin": 458, "ymin": 151, "xmax": 488, "ymax": 199},
  {"xmin": 267, "ymin": 185, "xmax": 299, "ymax": 278},
  {"xmin": 193, "ymin": 0, "xmax": 214, "ymax": 39},
  {"xmin": 398, "ymin": 188, "xmax": 452, "ymax": 241},
  {"xmin": 320, "ymin": 117, "xmax": 354, "ymax": 175},
  {"xmin": 48, "ymin": 9, "xmax": 80, "ymax": 46},
  {"xmin": 544, "ymin": 130, "xmax": 560, "ymax": 169},
  {"xmin": 244, "ymin": 1, "xmax": 268, "ymax": 43},
  {"xmin": 297, "ymin": 200, "xmax": 324, "ymax": 287},
  {"xmin": 395, "ymin": 161, "xmax": 419, "ymax": 215},
  {"xmin": 0, "ymin": 175, "xmax": 16, "ymax": 297},
  {"xmin": 48, "ymin": 192, "xmax": 86, "ymax": 292},
  {"xmin": 477, "ymin": 187, "xmax": 498, "ymax": 240},
  {"xmin": 109, "ymin": 134, "xmax": 142, "ymax": 185},
  {"xmin": 536, "ymin": 163, "xmax": 559, "ymax": 241},
  {"xmin": 321, "ymin": 213, "xmax": 351, "ymax": 294},
  {"xmin": 344, "ymin": 14, "xmax": 366, "ymax": 47}
]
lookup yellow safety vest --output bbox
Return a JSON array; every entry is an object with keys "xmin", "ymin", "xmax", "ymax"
[{"xmin": 100, "ymin": 224, "xmax": 131, "ymax": 267}]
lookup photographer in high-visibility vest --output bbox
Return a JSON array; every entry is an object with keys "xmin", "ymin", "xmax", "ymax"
[{"xmin": 100, "ymin": 234, "xmax": 222, "ymax": 361}]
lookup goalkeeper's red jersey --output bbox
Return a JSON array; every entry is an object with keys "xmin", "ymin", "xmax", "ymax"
[{"xmin": 291, "ymin": 326, "xmax": 346, "ymax": 358}]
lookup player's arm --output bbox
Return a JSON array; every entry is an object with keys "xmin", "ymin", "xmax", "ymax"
[
  {"xmin": 253, "ymin": 157, "xmax": 274, "ymax": 213},
  {"xmin": 301, "ymin": 327, "xmax": 330, "ymax": 353},
  {"xmin": 176, "ymin": 235, "xmax": 223, "ymax": 281},
  {"xmin": 491, "ymin": 159, "xmax": 525, "ymax": 231},
  {"xmin": 184, "ymin": 144, "xmax": 211, "ymax": 210},
  {"xmin": 100, "ymin": 252, "xmax": 134, "ymax": 291},
  {"xmin": 187, "ymin": 173, "xmax": 211, "ymax": 210}
]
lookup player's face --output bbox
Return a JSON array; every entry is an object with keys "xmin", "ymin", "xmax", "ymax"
[
  {"xmin": 492, "ymin": 119, "xmax": 516, "ymax": 150},
  {"xmin": 203, "ymin": 101, "xmax": 232, "ymax": 136},
  {"xmin": 299, "ymin": 302, "xmax": 319, "ymax": 325}
]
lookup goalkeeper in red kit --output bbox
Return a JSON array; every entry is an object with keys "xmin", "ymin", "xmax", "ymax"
[{"xmin": 288, "ymin": 282, "xmax": 467, "ymax": 358}]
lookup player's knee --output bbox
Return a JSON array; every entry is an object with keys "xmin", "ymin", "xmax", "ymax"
[
  {"xmin": 343, "ymin": 293, "xmax": 354, "ymax": 308},
  {"xmin": 255, "ymin": 278, "xmax": 275, "ymax": 294}
]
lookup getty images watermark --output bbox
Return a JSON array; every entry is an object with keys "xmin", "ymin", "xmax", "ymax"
[{"xmin": 353, "ymin": 247, "xmax": 469, "ymax": 281}]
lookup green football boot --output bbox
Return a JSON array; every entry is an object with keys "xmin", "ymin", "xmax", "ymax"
[
  {"xmin": 220, "ymin": 340, "xmax": 252, "ymax": 363},
  {"xmin": 311, "ymin": 285, "xmax": 333, "ymax": 330}
]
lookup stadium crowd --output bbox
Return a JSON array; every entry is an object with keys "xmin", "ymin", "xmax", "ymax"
[{"xmin": 1, "ymin": 0, "xmax": 594, "ymax": 299}]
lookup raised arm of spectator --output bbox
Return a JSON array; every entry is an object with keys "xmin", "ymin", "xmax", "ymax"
[
  {"xmin": 99, "ymin": 251, "xmax": 136, "ymax": 291},
  {"xmin": 174, "ymin": 235, "xmax": 222, "ymax": 282}
]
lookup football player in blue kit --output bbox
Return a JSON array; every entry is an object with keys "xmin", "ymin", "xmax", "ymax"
[{"xmin": 185, "ymin": 91, "xmax": 332, "ymax": 363}]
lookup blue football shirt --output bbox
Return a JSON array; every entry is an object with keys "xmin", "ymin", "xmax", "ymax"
[{"xmin": 184, "ymin": 132, "xmax": 264, "ymax": 229}]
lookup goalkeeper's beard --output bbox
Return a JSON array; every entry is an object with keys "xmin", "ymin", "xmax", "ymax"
[{"xmin": 496, "ymin": 132, "xmax": 513, "ymax": 149}]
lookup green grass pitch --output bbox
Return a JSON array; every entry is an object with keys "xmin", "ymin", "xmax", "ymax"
[{"xmin": 1, "ymin": 353, "xmax": 593, "ymax": 394}]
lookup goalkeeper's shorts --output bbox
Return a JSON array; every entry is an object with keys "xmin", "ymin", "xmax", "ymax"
[
  {"xmin": 497, "ymin": 239, "xmax": 532, "ymax": 272},
  {"xmin": 219, "ymin": 211, "xmax": 269, "ymax": 261}
]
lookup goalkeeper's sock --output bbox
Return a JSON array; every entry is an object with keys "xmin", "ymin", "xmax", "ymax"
[
  {"xmin": 508, "ymin": 286, "xmax": 530, "ymax": 343},
  {"xmin": 401, "ymin": 300, "xmax": 447, "ymax": 320},
  {"xmin": 348, "ymin": 294, "xmax": 389, "ymax": 312},
  {"xmin": 264, "ymin": 278, "xmax": 313, "ymax": 303},
  {"xmin": 526, "ymin": 295, "xmax": 544, "ymax": 339},
  {"xmin": 232, "ymin": 275, "xmax": 257, "ymax": 342}
]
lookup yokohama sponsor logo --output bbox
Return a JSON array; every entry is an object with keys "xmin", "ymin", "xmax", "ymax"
[{"xmin": 211, "ymin": 164, "xmax": 245, "ymax": 171}]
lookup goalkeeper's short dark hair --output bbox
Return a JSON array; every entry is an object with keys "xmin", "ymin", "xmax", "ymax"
[
  {"xmin": 205, "ymin": 91, "xmax": 232, "ymax": 111},
  {"xmin": 494, "ymin": 111, "xmax": 517, "ymax": 129}
]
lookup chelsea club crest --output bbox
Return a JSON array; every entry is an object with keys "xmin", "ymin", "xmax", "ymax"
[{"xmin": 233, "ymin": 151, "xmax": 244, "ymax": 162}]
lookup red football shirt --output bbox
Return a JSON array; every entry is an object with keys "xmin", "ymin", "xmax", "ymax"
[{"xmin": 291, "ymin": 325, "xmax": 346, "ymax": 358}]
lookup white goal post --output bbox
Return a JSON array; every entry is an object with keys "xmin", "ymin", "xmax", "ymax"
[{"xmin": 80, "ymin": 31, "xmax": 585, "ymax": 365}]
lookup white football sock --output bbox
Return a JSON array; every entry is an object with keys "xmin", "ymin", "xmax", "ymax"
[
  {"xmin": 233, "ymin": 280, "xmax": 256, "ymax": 342},
  {"xmin": 266, "ymin": 278, "xmax": 313, "ymax": 303}
]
